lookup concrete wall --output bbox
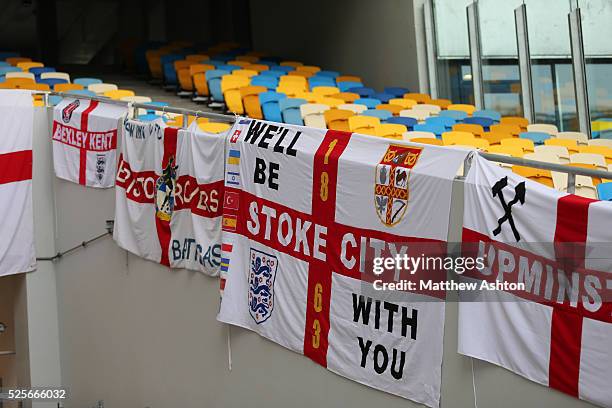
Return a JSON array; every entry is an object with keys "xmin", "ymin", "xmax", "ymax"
[
  {"xmin": 39, "ymin": 108, "xmax": 599, "ymax": 407},
  {"xmin": 249, "ymin": 0, "xmax": 423, "ymax": 92}
]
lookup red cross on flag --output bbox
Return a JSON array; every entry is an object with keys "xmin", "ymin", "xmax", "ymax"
[
  {"xmin": 460, "ymin": 153, "xmax": 612, "ymax": 408},
  {"xmin": 0, "ymin": 90, "xmax": 36, "ymax": 277},
  {"xmin": 217, "ymin": 118, "xmax": 469, "ymax": 408}
]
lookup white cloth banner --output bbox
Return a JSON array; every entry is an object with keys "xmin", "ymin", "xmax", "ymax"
[
  {"xmin": 113, "ymin": 119, "xmax": 224, "ymax": 275},
  {"xmin": 217, "ymin": 118, "xmax": 469, "ymax": 408},
  {"xmin": 0, "ymin": 90, "xmax": 35, "ymax": 276},
  {"xmin": 459, "ymin": 153, "xmax": 612, "ymax": 408},
  {"xmin": 52, "ymin": 98, "xmax": 127, "ymax": 188}
]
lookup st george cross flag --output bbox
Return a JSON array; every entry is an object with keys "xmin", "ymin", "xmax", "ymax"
[
  {"xmin": 0, "ymin": 90, "xmax": 36, "ymax": 276},
  {"xmin": 52, "ymin": 98, "xmax": 127, "ymax": 188},
  {"xmin": 459, "ymin": 154, "xmax": 612, "ymax": 408},
  {"xmin": 114, "ymin": 119, "xmax": 225, "ymax": 275},
  {"xmin": 217, "ymin": 118, "xmax": 469, "ymax": 407}
]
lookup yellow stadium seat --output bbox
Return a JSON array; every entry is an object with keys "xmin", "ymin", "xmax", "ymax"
[
  {"xmin": 236, "ymin": 55, "xmax": 259, "ymax": 63},
  {"xmin": 481, "ymin": 131, "xmax": 511, "ymax": 146},
  {"xmin": 279, "ymin": 75, "xmax": 307, "ymax": 88},
  {"xmin": 578, "ymin": 145, "xmax": 612, "ymax": 164},
  {"xmin": 221, "ymin": 74, "xmax": 251, "ymax": 114},
  {"xmin": 6, "ymin": 57, "xmax": 31, "ymax": 66},
  {"xmin": 442, "ymin": 131, "xmax": 476, "ymax": 146},
  {"xmin": 315, "ymin": 97, "xmax": 344, "ymax": 108},
  {"xmin": 592, "ymin": 121, "xmax": 612, "ymax": 132},
  {"xmin": 501, "ymin": 137, "xmax": 534, "ymax": 153},
  {"xmin": 389, "ymin": 98, "xmax": 416, "ymax": 109},
  {"xmin": 0, "ymin": 77, "xmax": 35, "ymax": 88},
  {"xmin": 453, "ymin": 123, "xmax": 484, "ymax": 137},
  {"xmin": 375, "ymin": 124, "xmax": 408, "ymax": 139},
  {"xmin": 288, "ymin": 70, "xmax": 314, "ymax": 79},
  {"xmin": 330, "ymin": 92, "xmax": 359, "ymax": 103},
  {"xmin": 312, "ymin": 86, "xmax": 340, "ymax": 97},
  {"xmin": 376, "ymin": 103, "xmax": 403, "ymax": 116},
  {"xmin": 567, "ymin": 163, "xmax": 602, "ymax": 188},
  {"xmin": 277, "ymin": 83, "xmax": 306, "ymax": 97},
  {"xmin": 500, "ymin": 116, "xmax": 529, "ymax": 129},
  {"xmin": 104, "ymin": 89, "xmax": 135, "ymax": 100},
  {"xmin": 348, "ymin": 115, "xmax": 380, "ymax": 134},
  {"xmin": 174, "ymin": 60, "xmax": 191, "ymax": 73},
  {"xmin": 336, "ymin": 75, "xmax": 362, "ymax": 83},
  {"xmin": 558, "ymin": 131, "xmax": 589, "ymax": 145},
  {"xmin": 512, "ymin": 166, "xmax": 554, "ymax": 188},
  {"xmin": 487, "ymin": 145, "xmax": 524, "ymax": 157},
  {"xmin": 545, "ymin": 138, "xmax": 579, "ymax": 154},
  {"xmin": 248, "ymin": 64, "xmax": 269, "ymax": 72},
  {"xmin": 29, "ymin": 83, "xmax": 50, "ymax": 92},
  {"xmin": 403, "ymin": 131, "xmax": 437, "ymax": 141},
  {"xmin": 198, "ymin": 122, "xmax": 232, "ymax": 134},
  {"xmin": 462, "ymin": 138, "xmax": 490, "ymax": 149},
  {"xmin": 404, "ymin": 93, "xmax": 432, "ymax": 104},
  {"xmin": 527, "ymin": 123, "xmax": 558, "ymax": 136},
  {"xmin": 146, "ymin": 50, "xmax": 166, "ymax": 79},
  {"xmin": 54, "ymin": 83, "xmax": 84, "ymax": 92},
  {"xmin": 33, "ymin": 99, "xmax": 44, "ymax": 107},
  {"xmin": 233, "ymin": 69, "xmax": 258, "ymax": 78},
  {"xmin": 17, "ymin": 62, "xmax": 43, "ymax": 71},
  {"xmin": 295, "ymin": 91, "xmax": 318, "ymax": 103},
  {"xmin": 447, "ymin": 104, "xmax": 476, "ymax": 115},
  {"xmin": 338, "ymin": 103, "xmax": 367, "ymax": 114},
  {"xmin": 191, "ymin": 64, "xmax": 216, "ymax": 96},
  {"xmin": 228, "ymin": 60, "xmax": 252, "ymax": 68},
  {"xmin": 186, "ymin": 54, "xmax": 209, "ymax": 61},
  {"xmin": 324, "ymin": 109, "xmax": 354, "ymax": 131},
  {"xmin": 430, "ymin": 99, "xmax": 452, "ymax": 109},
  {"xmin": 241, "ymin": 86, "xmax": 267, "ymax": 119},
  {"xmin": 280, "ymin": 61, "xmax": 303, "ymax": 68},
  {"xmin": 177, "ymin": 68, "xmax": 194, "ymax": 91},
  {"xmin": 490, "ymin": 124, "xmax": 521, "ymax": 137},
  {"xmin": 411, "ymin": 137, "xmax": 443, "ymax": 146},
  {"xmin": 296, "ymin": 65, "xmax": 321, "ymax": 74}
]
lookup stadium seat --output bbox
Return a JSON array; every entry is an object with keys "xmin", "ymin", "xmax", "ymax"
[
  {"xmin": 501, "ymin": 138, "xmax": 535, "ymax": 153},
  {"xmin": 331, "ymin": 92, "xmax": 359, "ymax": 103},
  {"xmin": 348, "ymin": 115, "xmax": 380, "ymax": 135},
  {"xmin": 403, "ymin": 131, "xmax": 437, "ymax": 141},
  {"xmin": 384, "ymin": 87, "xmax": 410, "ymax": 98},
  {"xmin": 104, "ymin": 89, "xmax": 136, "ymax": 100},
  {"xmin": 361, "ymin": 109, "xmax": 392, "ymax": 122},
  {"xmin": 411, "ymin": 137, "xmax": 443, "ymax": 146},
  {"xmin": 596, "ymin": 182, "xmax": 612, "ymax": 200},
  {"xmin": 336, "ymin": 75, "xmax": 362, "ymax": 83},
  {"xmin": 6, "ymin": 71, "xmax": 34, "ymax": 81},
  {"xmin": 376, "ymin": 103, "xmax": 403, "ymax": 116},
  {"xmin": 260, "ymin": 70, "xmax": 284, "ymax": 78},
  {"xmin": 316, "ymin": 70, "xmax": 339, "ymax": 78},
  {"xmin": 447, "ymin": 104, "xmax": 476, "ymax": 115},
  {"xmin": 404, "ymin": 93, "xmax": 432, "ymax": 104},
  {"xmin": 490, "ymin": 123, "xmax": 521, "ymax": 136},
  {"xmin": 41, "ymin": 72, "xmax": 70, "ymax": 82},
  {"xmin": 588, "ymin": 139, "xmax": 612, "ymax": 149},
  {"xmin": 354, "ymin": 98, "xmax": 381, "ymax": 109},
  {"xmin": 315, "ymin": 96, "xmax": 343, "ymax": 108},
  {"xmin": 570, "ymin": 153, "xmax": 607, "ymax": 171},
  {"xmin": 17, "ymin": 62, "xmax": 43, "ymax": 71},
  {"xmin": 457, "ymin": 138, "xmax": 489, "ymax": 150},
  {"xmin": 512, "ymin": 166, "xmax": 554, "ymax": 188},
  {"xmin": 535, "ymin": 145, "xmax": 570, "ymax": 163},
  {"xmin": 312, "ymin": 86, "xmax": 340, "ymax": 97},
  {"xmin": 228, "ymin": 60, "xmax": 251, "ymax": 68},
  {"xmin": 426, "ymin": 116, "xmax": 456, "ymax": 130},
  {"xmin": 233, "ymin": 69, "xmax": 257, "ymax": 79},
  {"xmin": 442, "ymin": 131, "xmax": 475, "ymax": 146},
  {"xmin": 0, "ymin": 66, "xmax": 22, "ymax": 77},
  {"xmin": 241, "ymin": 86, "xmax": 267, "ymax": 119},
  {"xmin": 413, "ymin": 123, "xmax": 445, "ymax": 137},
  {"xmin": 519, "ymin": 131, "xmax": 549, "ymax": 145},
  {"xmin": 289, "ymin": 70, "xmax": 314, "ymax": 79},
  {"xmin": 309, "ymin": 76, "xmax": 336, "ymax": 89},
  {"xmin": 248, "ymin": 64, "xmax": 270, "ymax": 73},
  {"xmin": 250, "ymin": 75, "xmax": 278, "ymax": 89},
  {"xmin": 338, "ymin": 103, "xmax": 367, "ymax": 114},
  {"xmin": 260, "ymin": 91, "xmax": 287, "ymax": 122},
  {"xmin": 74, "ymin": 77, "xmax": 102, "ymax": 87},
  {"xmin": 389, "ymin": 98, "xmax": 416, "ymax": 109},
  {"xmin": 374, "ymin": 123, "xmax": 407, "ymax": 139},
  {"xmin": 192, "ymin": 65, "xmax": 216, "ymax": 98},
  {"xmin": 487, "ymin": 145, "xmax": 524, "ymax": 157},
  {"xmin": 439, "ymin": 109, "xmax": 468, "ymax": 121},
  {"xmin": 344, "ymin": 84, "xmax": 371, "ymax": 94},
  {"xmin": 279, "ymin": 98, "xmax": 307, "ymax": 125},
  {"xmin": 186, "ymin": 54, "xmax": 209, "ymax": 62},
  {"xmin": 199, "ymin": 122, "xmax": 232, "ymax": 134},
  {"xmin": 6, "ymin": 57, "xmax": 31, "ymax": 66},
  {"xmin": 430, "ymin": 99, "xmax": 452, "ymax": 109},
  {"xmin": 473, "ymin": 109, "xmax": 501, "ymax": 122},
  {"xmin": 88, "ymin": 83, "xmax": 119, "ymax": 94},
  {"xmin": 296, "ymin": 65, "xmax": 321, "ymax": 74},
  {"xmin": 38, "ymin": 78, "xmax": 68, "ymax": 88},
  {"xmin": 372, "ymin": 93, "xmax": 394, "ymax": 103},
  {"xmin": 280, "ymin": 61, "xmax": 303, "ymax": 68},
  {"xmin": 463, "ymin": 116, "xmax": 495, "ymax": 129},
  {"xmin": 300, "ymin": 103, "xmax": 329, "ymax": 128},
  {"xmin": 324, "ymin": 109, "xmax": 354, "ymax": 131},
  {"xmin": 54, "ymin": 83, "xmax": 84, "ymax": 92},
  {"xmin": 527, "ymin": 123, "xmax": 558, "ymax": 136},
  {"xmin": 221, "ymin": 74, "xmax": 250, "ymax": 113},
  {"xmin": 482, "ymin": 131, "xmax": 512, "ymax": 146},
  {"xmin": 400, "ymin": 109, "xmax": 430, "ymax": 121},
  {"xmin": 500, "ymin": 116, "xmax": 529, "ymax": 129},
  {"xmin": 386, "ymin": 117, "xmax": 417, "ymax": 130},
  {"xmin": 206, "ymin": 69, "xmax": 230, "ymax": 102},
  {"xmin": 558, "ymin": 131, "xmax": 589, "ymax": 145},
  {"xmin": 453, "ymin": 123, "xmax": 484, "ymax": 137},
  {"xmin": 545, "ymin": 138, "xmax": 579, "ymax": 154}
]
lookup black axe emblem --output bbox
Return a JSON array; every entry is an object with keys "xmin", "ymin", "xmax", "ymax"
[{"xmin": 492, "ymin": 176, "xmax": 526, "ymax": 242}]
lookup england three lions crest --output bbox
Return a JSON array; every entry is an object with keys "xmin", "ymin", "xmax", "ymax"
[
  {"xmin": 375, "ymin": 145, "xmax": 422, "ymax": 226},
  {"xmin": 248, "ymin": 248, "xmax": 278, "ymax": 324}
]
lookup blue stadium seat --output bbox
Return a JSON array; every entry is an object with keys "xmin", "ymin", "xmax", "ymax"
[
  {"xmin": 519, "ymin": 131, "xmax": 550, "ymax": 145},
  {"xmin": 309, "ymin": 76, "xmax": 336, "ymax": 89},
  {"xmin": 216, "ymin": 64, "xmax": 239, "ymax": 73},
  {"xmin": 0, "ymin": 66, "xmax": 21, "ymax": 76},
  {"xmin": 362, "ymin": 109, "xmax": 392, "ymax": 122},
  {"xmin": 30, "ymin": 67, "xmax": 56, "ymax": 79},
  {"xmin": 205, "ymin": 60, "xmax": 224, "ymax": 68},
  {"xmin": 274, "ymin": 66, "xmax": 295, "ymax": 73},
  {"xmin": 161, "ymin": 54, "xmax": 184, "ymax": 86},
  {"xmin": 38, "ymin": 78, "xmax": 68, "ymax": 88},
  {"xmin": 0, "ymin": 62, "xmax": 10, "ymax": 67},
  {"xmin": 439, "ymin": 109, "xmax": 468, "ymax": 121},
  {"xmin": 206, "ymin": 69, "xmax": 230, "ymax": 102},
  {"xmin": 464, "ymin": 116, "xmax": 495, "ymax": 129},
  {"xmin": 74, "ymin": 77, "xmax": 103, "ymax": 87},
  {"xmin": 279, "ymin": 98, "xmax": 307, "ymax": 125},
  {"xmin": 339, "ymin": 82, "xmax": 364, "ymax": 92},
  {"xmin": 250, "ymin": 75, "xmax": 278, "ymax": 89},
  {"xmin": 348, "ymin": 86, "xmax": 375, "ymax": 97},
  {"xmin": 413, "ymin": 123, "xmax": 445, "ymax": 137},
  {"xmin": 354, "ymin": 98, "xmax": 382, "ymax": 109},
  {"xmin": 372, "ymin": 92, "xmax": 394, "ymax": 103},
  {"xmin": 260, "ymin": 70, "xmax": 285, "ymax": 78},
  {"xmin": 386, "ymin": 117, "xmax": 418, "ymax": 130},
  {"xmin": 69, "ymin": 89, "xmax": 97, "ymax": 97},
  {"xmin": 597, "ymin": 182, "xmax": 612, "ymax": 201},
  {"xmin": 384, "ymin": 87, "xmax": 410, "ymax": 98},
  {"xmin": 473, "ymin": 109, "xmax": 501, "ymax": 122},
  {"xmin": 316, "ymin": 70, "xmax": 340, "ymax": 78},
  {"xmin": 425, "ymin": 116, "xmax": 456, "ymax": 130},
  {"xmin": 137, "ymin": 114, "xmax": 166, "ymax": 122},
  {"xmin": 260, "ymin": 91, "xmax": 287, "ymax": 123}
]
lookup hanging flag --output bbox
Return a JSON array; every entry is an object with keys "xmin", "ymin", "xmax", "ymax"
[
  {"xmin": 459, "ymin": 153, "xmax": 612, "ymax": 408},
  {"xmin": 113, "ymin": 119, "xmax": 226, "ymax": 275},
  {"xmin": 0, "ymin": 90, "xmax": 36, "ymax": 276},
  {"xmin": 52, "ymin": 98, "xmax": 127, "ymax": 188},
  {"xmin": 217, "ymin": 118, "xmax": 469, "ymax": 408}
]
